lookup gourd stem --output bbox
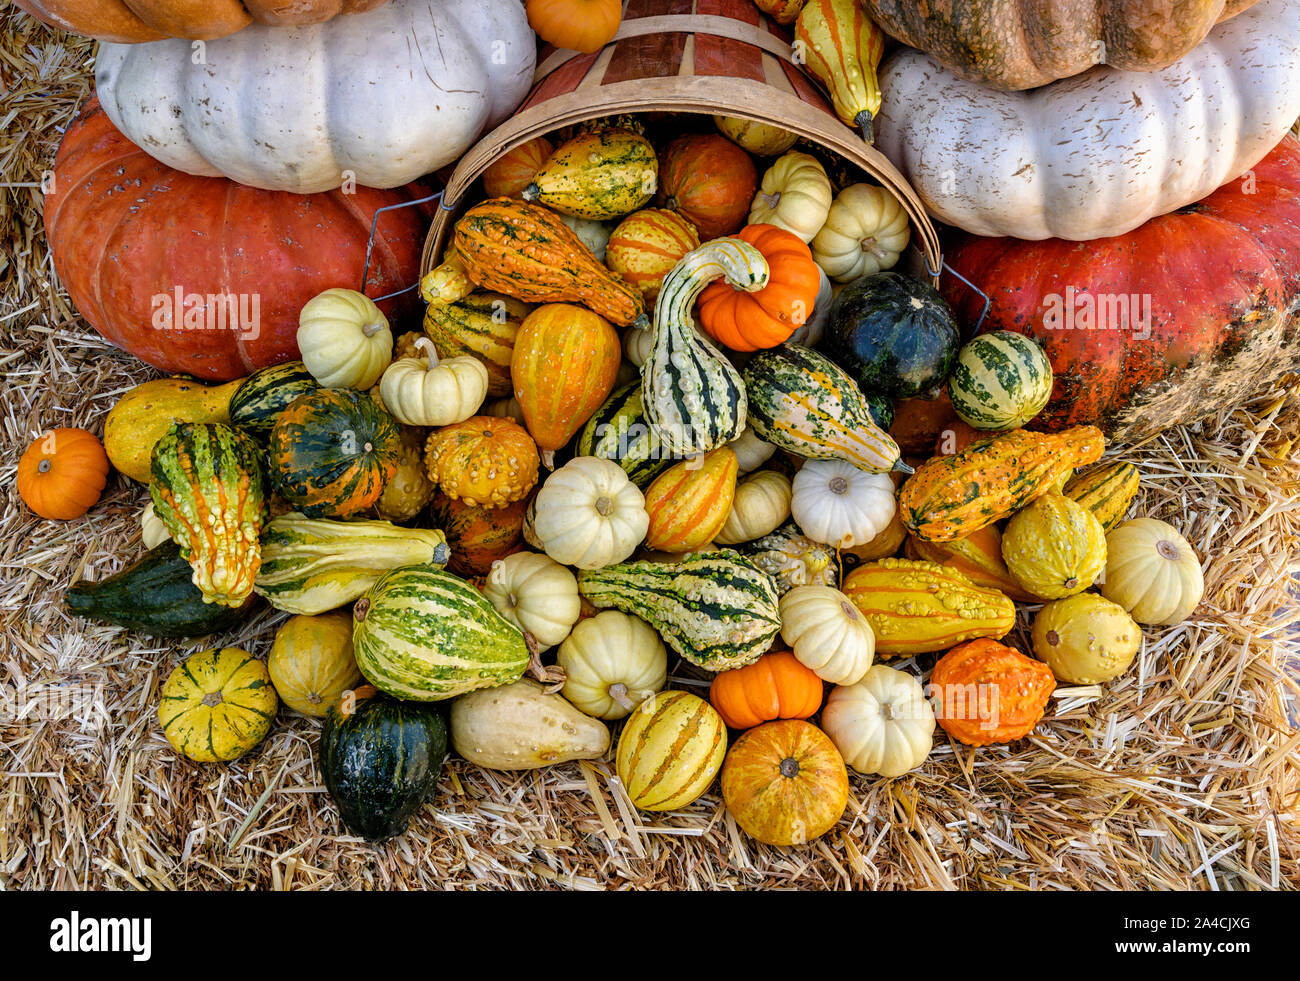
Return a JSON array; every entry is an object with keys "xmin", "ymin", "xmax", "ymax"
[
  {"xmin": 413, "ymin": 335, "xmax": 440, "ymax": 369},
  {"xmin": 855, "ymin": 110, "xmax": 874, "ymax": 144},
  {"xmin": 361, "ymin": 319, "xmax": 387, "ymax": 338},
  {"xmin": 541, "ymin": 448, "xmax": 556, "ymax": 470},
  {"xmin": 524, "ymin": 633, "xmax": 566, "ymax": 689},
  {"xmin": 608, "ymin": 682, "xmax": 635, "ymax": 712}
]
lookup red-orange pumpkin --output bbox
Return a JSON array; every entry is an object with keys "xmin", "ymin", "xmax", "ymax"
[
  {"xmin": 526, "ymin": 0, "xmax": 622, "ymax": 54},
  {"xmin": 710, "ymin": 651, "xmax": 824, "ymax": 729},
  {"xmin": 482, "ymin": 137, "xmax": 554, "ymax": 199},
  {"xmin": 656, "ymin": 134, "xmax": 759, "ymax": 239},
  {"xmin": 16, "ymin": 428, "xmax": 110, "ymax": 521},
  {"xmin": 44, "ymin": 97, "xmax": 429, "ymax": 381}
]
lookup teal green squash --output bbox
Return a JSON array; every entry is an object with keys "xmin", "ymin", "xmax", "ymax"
[
  {"xmin": 742, "ymin": 344, "xmax": 905, "ymax": 473},
  {"xmin": 577, "ymin": 550, "xmax": 781, "ymax": 671},
  {"xmin": 949, "ymin": 331, "xmax": 1054, "ymax": 430},
  {"xmin": 351, "ymin": 564, "xmax": 530, "ymax": 701},
  {"xmin": 64, "ymin": 541, "xmax": 260, "ymax": 637},
  {"xmin": 228, "ymin": 361, "xmax": 320, "ymax": 439},
  {"xmin": 823, "ymin": 272, "xmax": 960, "ymax": 399},
  {"xmin": 575, "ymin": 382, "xmax": 676, "ymax": 488},
  {"xmin": 320, "ymin": 690, "xmax": 447, "ymax": 842}
]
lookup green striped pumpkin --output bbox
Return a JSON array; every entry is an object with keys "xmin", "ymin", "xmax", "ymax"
[
  {"xmin": 642, "ymin": 239, "xmax": 762, "ymax": 456},
  {"xmin": 255, "ymin": 513, "xmax": 450, "ymax": 615},
  {"xmin": 577, "ymin": 550, "xmax": 781, "ymax": 671},
  {"xmin": 423, "ymin": 291, "xmax": 529, "ymax": 398},
  {"xmin": 949, "ymin": 331, "xmax": 1054, "ymax": 431},
  {"xmin": 1063, "ymin": 462, "xmax": 1140, "ymax": 532},
  {"xmin": 228, "ymin": 361, "xmax": 320, "ymax": 439},
  {"xmin": 351, "ymin": 564, "xmax": 529, "ymax": 701},
  {"xmin": 742, "ymin": 344, "xmax": 905, "ymax": 473},
  {"xmin": 576, "ymin": 382, "xmax": 676, "ymax": 488}
]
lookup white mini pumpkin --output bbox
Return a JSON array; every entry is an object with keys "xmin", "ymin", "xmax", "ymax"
[
  {"xmin": 557, "ymin": 609, "xmax": 668, "ymax": 720},
  {"xmin": 379, "ymin": 336, "xmax": 488, "ymax": 427},
  {"xmin": 533, "ymin": 456, "xmax": 649, "ymax": 570},
  {"xmin": 728, "ymin": 425, "xmax": 778, "ymax": 473},
  {"xmin": 779, "ymin": 585, "xmax": 875, "ymax": 686},
  {"xmin": 714, "ymin": 471, "xmax": 792, "ymax": 546},
  {"xmin": 484, "ymin": 395, "xmax": 527, "ymax": 425},
  {"xmin": 811, "ymin": 184, "xmax": 911, "ymax": 283},
  {"xmin": 1100, "ymin": 518, "xmax": 1205, "ymax": 626},
  {"xmin": 297, "ymin": 288, "xmax": 392, "ymax": 390},
  {"xmin": 622, "ymin": 327, "xmax": 654, "ymax": 368},
  {"xmin": 748, "ymin": 151, "xmax": 833, "ymax": 243},
  {"xmin": 792, "ymin": 459, "xmax": 896, "ymax": 549},
  {"xmin": 481, "ymin": 551, "xmax": 581, "ymax": 651},
  {"xmin": 822, "ymin": 665, "xmax": 935, "ymax": 778}
]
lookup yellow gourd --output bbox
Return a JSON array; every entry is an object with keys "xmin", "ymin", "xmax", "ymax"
[
  {"xmin": 795, "ymin": 0, "xmax": 886, "ymax": 141},
  {"xmin": 1002, "ymin": 493, "xmax": 1107, "ymax": 600},
  {"xmin": 104, "ymin": 376, "xmax": 243, "ymax": 483}
]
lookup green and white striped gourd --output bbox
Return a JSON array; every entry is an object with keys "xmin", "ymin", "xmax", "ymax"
[
  {"xmin": 742, "ymin": 344, "xmax": 906, "ymax": 473},
  {"xmin": 255, "ymin": 513, "xmax": 451, "ymax": 615},
  {"xmin": 641, "ymin": 238, "xmax": 766, "ymax": 456},
  {"xmin": 949, "ymin": 331, "xmax": 1054, "ymax": 431},
  {"xmin": 577, "ymin": 550, "xmax": 782, "ymax": 672},
  {"xmin": 352, "ymin": 564, "xmax": 529, "ymax": 701},
  {"xmin": 575, "ymin": 382, "xmax": 677, "ymax": 488}
]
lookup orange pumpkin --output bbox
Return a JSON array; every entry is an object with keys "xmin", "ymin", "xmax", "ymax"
[
  {"xmin": 710, "ymin": 650, "xmax": 824, "ymax": 729},
  {"xmin": 512, "ymin": 303, "xmax": 621, "ymax": 466},
  {"xmin": 526, "ymin": 0, "xmax": 622, "ymax": 54},
  {"xmin": 656, "ymin": 134, "xmax": 759, "ymax": 239},
  {"xmin": 430, "ymin": 492, "xmax": 528, "ymax": 577},
  {"xmin": 424, "ymin": 416, "xmax": 540, "ymax": 509},
  {"xmin": 930, "ymin": 639, "xmax": 1056, "ymax": 747},
  {"xmin": 482, "ymin": 137, "xmax": 554, "ymax": 200},
  {"xmin": 643, "ymin": 446, "xmax": 738, "ymax": 552},
  {"xmin": 17, "ymin": 428, "xmax": 109, "ymax": 520},
  {"xmin": 720, "ymin": 719, "xmax": 848, "ymax": 847},
  {"xmin": 605, "ymin": 208, "xmax": 701, "ymax": 306},
  {"xmin": 697, "ymin": 224, "xmax": 822, "ymax": 352}
]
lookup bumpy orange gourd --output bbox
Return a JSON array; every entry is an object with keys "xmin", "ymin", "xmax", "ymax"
[
  {"xmin": 930, "ymin": 639, "xmax": 1056, "ymax": 747},
  {"xmin": 656, "ymin": 134, "xmax": 759, "ymax": 239},
  {"xmin": 697, "ymin": 224, "xmax": 823, "ymax": 352},
  {"xmin": 605, "ymin": 208, "xmax": 701, "ymax": 306},
  {"xmin": 710, "ymin": 650, "xmax": 824, "ymax": 729},
  {"xmin": 481, "ymin": 137, "xmax": 554, "ymax": 199},
  {"xmin": 512, "ymin": 303, "xmax": 621, "ymax": 466},
  {"xmin": 899, "ymin": 425, "xmax": 1105, "ymax": 541},
  {"xmin": 430, "ymin": 492, "xmax": 529, "ymax": 577},
  {"xmin": 17, "ymin": 428, "xmax": 109, "ymax": 521},
  {"xmin": 905, "ymin": 525, "xmax": 1038, "ymax": 603},
  {"xmin": 642, "ymin": 446, "xmax": 739, "ymax": 552},
  {"xmin": 424, "ymin": 416, "xmax": 540, "ymax": 509},
  {"xmin": 526, "ymin": 0, "xmax": 622, "ymax": 54}
]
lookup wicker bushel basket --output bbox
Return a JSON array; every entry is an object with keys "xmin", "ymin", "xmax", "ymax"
[{"xmin": 420, "ymin": 0, "xmax": 941, "ymax": 278}]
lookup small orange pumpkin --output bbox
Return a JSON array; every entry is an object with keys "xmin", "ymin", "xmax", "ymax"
[
  {"xmin": 430, "ymin": 491, "xmax": 529, "ymax": 577},
  {"xmin": 720, "ymin": 719, "xmax": 848, "ymax": 847},
  {"xmin": 482, "ymin": 136, "xmax": 554, "ymax": 199},
  {"xmin": 605, "ymin": 208, "xmax": 701, "ymax": 306},
  {"xmin": 656, "ymin": 133, "xmax": 759, "ymax": 239},
  {"xmin": 17, "ymin": 428, "xmax": 109, "ymax": 520},
  {"xmin": 424, "ymin": 416, "xmax": 540, "ymax": 509},
  {"xmin": 697, "ymin": 224, "xmax": 823, "ymax": 351},
  {"xmin": 710, "ymin": 650, "xmax": 824, "ymax": 729},
  {"xmin": 526, "ymin": 0, "xmax": 622, "ymax": 54},
  {"xmin": 930, "ymin": 639, "xmax": 1056, "ymax": 747},
  {"xmin": 643, "ymin": 446, "xmax": 738, "ymax": 552}
]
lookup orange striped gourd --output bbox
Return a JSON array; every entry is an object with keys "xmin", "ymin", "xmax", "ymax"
[
  {"xmin": 605, "ymin": 208, "xmax": 701, "ymax": 306},
  {"xmin": 795, "ymin": 0, "xmax": 886, "ymax": 140},
  {"xmin": 642, "ymin": 446, "xmax": 739, "ymax": 552},
  {"xmin": 616, "ymin": 691, "xmax": 727, "ymax": 811},
  {"xmin": 482, "ymin": 136, "xmax": 553, "ymax": 199},
  {"xmin": 905, "ymin": 525, "xmax": 1038, "ymax": 603}
]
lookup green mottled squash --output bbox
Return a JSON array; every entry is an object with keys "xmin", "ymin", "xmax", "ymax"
[
  {"xmin": 522, "ymin": 129, "xmax": 658, "ymax": 220},
  {"xmin": 228, "ymin": 361, "xmax": 320, "ymax": 440},
  {"xmin": 948, "ymin": 331, "xmax": 1053, "ymax": 430},
  {"xmin": 1063, "ymin": 462, "xmax": 1140, "ymax": 532},
  {"xmin": 423, "ymin": 291, "xmax": 530, "ymax": 398},
  {"xmin": 575, "ymin": 382, "xmax": 677, "ymax": 488}
]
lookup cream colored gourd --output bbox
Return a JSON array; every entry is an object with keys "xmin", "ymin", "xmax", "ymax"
[
  {"xmin": 792, "ymin": 459, "xmax": 896, "ymax": 549},
  {"xmin": 449, "ymin": 677, "xmax": 610, "ymax": 770},
  {"xmin": 140, "ymin": 501, "xmax": 171, "ymax": 549},
  {"xmin": 747, "ymin": 151, "xmax": 833, "ymax": 244},
  {"xmin": 532, "ymin": 456, "xmax": 649, "ymax": 570},
  {"xmin": 715, "ymin": 471, "xmax": 792, "ymax": 546},
  {"xmin": 481, "ymin": 551, "xmax": 581, "ymax": 651},
  {"xmin": 1100, "ymin": 518, "xmax": 1205, "ymax": 626},
  {"xmin": 622, "ymin": 327, "xmax": 654, "ymax": 368},
  {"xmin": 728, "ymin": 426, "xmax": 778, "ymax": 473},
  {"xmin": 297, "ymin": 288, "xmax": 392, "ymax": 390},
  {"xmin": 93, "ymin": 0, "xmax": 536, "ymax": 193},
  {"xmin": 788, "ymin": 267, "xmax": 833, "ymax": 347},
  {"xmin": 1031, "ymin": 593, "xmax": 1141, "ymax": 684},
  {"xmin": 822, "ymin": 665, "xmax": 934, "ymax": 777},
  {"xmin": 779, "ymin": 584, "xmax": 875, "ymax": 686},
  {"xmin": 557, "ymin": 609, "xmax": 668, "ymax": 720},
  {"xmin": 379, "ymin": 336, "xmax": 488, "ymax": 427},
  {"xmin": 484, "ymin": 396, "xmax": 526, "ymax": 425},
  {"xmin": 811, "ymin": 184, "xmax": 911, "ymax": 282},
  {"xmin": 873, "ymin": 0, "xmax": 1300, "ymax": 240}
]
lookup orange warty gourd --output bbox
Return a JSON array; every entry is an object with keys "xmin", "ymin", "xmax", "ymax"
[
  {"xmin": 605, "ymin": 208, "xmax": 701, "ymax": 306},
  {"xmin": 930, "ymin": 639, "xmax": 1056, "ymax": 747},
  {"xmin": 424, "ymin": 416, "xmax": 540, "ymax": 509},
  {"xmin": 697, "ymin": 224, "xmax": 823, "ymax": 352},
  {"xmin": 642, "ymin": 446, "xmax": 739, "ymax": 552},
  {"xmin": 933, "ymin": 417, "xmax": 983, "ymax": 457},
  {"xmin": 512, "ymin": 303, "xmax": 621, "ymax": 466},
  {"xmin": 710, "ymin": 650, "xmax": 824, "ymax": 729},
  {"xmin": 526, "ymin": 0, "xmax": 622, "ymax": 54},
  {"xmin": 17, "ymin": 428, "xmax": 109, "ymax": 521},
  {"xmin": 482, "ymin": 137, "xmax": 554, "ymax": 199},
  {"xmin": 656, "ymin": 134, "xmax": 759, "ymax": 239}
]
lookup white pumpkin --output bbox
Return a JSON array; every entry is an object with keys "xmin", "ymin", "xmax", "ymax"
[
  {"xmin": 622, "ymin": 327, "xmax": 654, "ymax": 368},
  {"xmin": 93, "ymin": 0, "xmax": 535, "ymax": 193},
  {"xmin": 484, "ymin": 396, "xmax": 526, "ymax": 426},
  {"xmin": 728, "ymin": 425, "xmax": 778, "ymax": 473},
  {"xmin": 557, "ymin": 609, "xmax": 668, "ymax": 720},
  {"xmin": 747, "ymin": 151, "xmax": 834, "ymax": 243},
  {"xmin": 379, "ymin": 337, "xmax": 488, "ymax": 427},
  {"xmin": 533, "ymin": 456, "xmax": 649, "ymax": 570},
  {"xmin": 140, "ymin": 501, "xmax": 171, "ymax": 549},
  {"xmin": 822, "ymin": 665, "xmax": 934, "ymax": 778},
  {"xmin": 787, "ymin": 267, "xmax": 833, "ymax": 348},
  {"xmin": 714, "ymin": 471, "xmax": 792, "ymax": 546},
  {"xmin": 791, "ymin": 459, "xmax": 896, "ymax": 549},
  {"xmin": 297, "ymin": 288, "xmax": 392, "ymax": 390},
  {"xmin": 874, "ymin": 0, "xmax": 1300, "ymax": 240},
  {"xmin": 481, "ymin": 551, "xmax": 581, "ymax": 651},
  {"xmin": 779, "ymin": 585, "xmax": 875, "ymax": 686},
  {"xmin": 811, "ymin": 184, "xmax": 911, "ymax": 283},
  {"xmin": 1100, "ymin": 518, "xmax": 1205, "ymax": 626},
  {"xmin": 558, "ymin": 214, "xmax": 612, "ymax": 262}
]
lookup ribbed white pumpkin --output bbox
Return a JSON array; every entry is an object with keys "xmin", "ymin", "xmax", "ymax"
[
  {"xmin": 378, "ymin": 337, "xmax": 487, "ymax": 427},
  {"xmin": 822, "ymin": 665, "xmax": 934, "ymax": 777},
  {"xmin": 557, "ymin": 610, "xmax": 668, "ymax": 720},
  {"xmin": 811, "ymin": 184, "xmax": 910, "ymax": 282},
  {"xmin": 791, "ymin": 459, "xmax": 896, "ymax": 549},
  {"xmin": 140, "ymin": 501, "xmax": 171, "ymax": 549},
  {"xmin": 94, "ymin": 0, "xmax": 535, "ymax": 193},
  {"xmin": 297, "ymin": 288, "xmax": 392, "ymax": 390},
  {"xmin": 747, "ymin": 151, "xmax": 833, "ymax": 243},
  {"xmin": 779, "ymin": 585, "xmax": 875, "ymax": 686},
  {"xmin": 533, "ymin": 456, "xmax": 649, "ymax": 570},
  {"xmin": 481, "ymin": 552, "xmax": 581, "ymax": 651},
  {"xmin": 728, "ymin": 425, "xmax": 778, "ymax": 474},
  {"xmin": 714, "ymin": 471, "xmax": 792, "ymax": 545}
]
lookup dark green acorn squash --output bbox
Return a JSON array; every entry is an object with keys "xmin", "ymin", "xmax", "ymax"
[
  {"xmin": 822, "ymin": 272, "xmax": 961, "ymax": 400},
  {"xmin": 319, "ymin": 689, "xmax": 448, "ymax": 843},
  {"xmin": 64, "ymin": 541, "xmax": 260, "ymax": 637},
  {"xmin": 864, "ymin": 393, "xmax": 895, "ymax": 432},
  {"xmin": 229, "ymin": 361, "xmax": 320, "ymax": 439}
]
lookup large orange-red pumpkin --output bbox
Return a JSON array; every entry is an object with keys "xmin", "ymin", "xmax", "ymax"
[
  {"xmin": 656, "ymin": 134, "xmax": 758, "ymax": 240},
  {"xmin": 710, "ymin": 650, "xmax": 824, "ymax": 730}
]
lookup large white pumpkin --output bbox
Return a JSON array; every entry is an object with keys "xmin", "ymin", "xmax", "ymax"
[
  {"xmin": 873, "ymin": 0, "xmax": 1300, "ymax": 240},
  {"xmin": 94, "ymin": 0, "xmax": 535, "ymax": 193}
]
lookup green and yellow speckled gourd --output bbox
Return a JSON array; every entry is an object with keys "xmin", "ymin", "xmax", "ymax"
[
  {"xmin": 742, "ymin": 523, "xmax": 839, "ymax": 594},
  {"xmin": 1063, "ymin": 462, "xmax": 1140, "ymax": 532},
  {"xmin": 1002, "ymin": 492, "xmax": 1108, "ymax": 600},
  {"xmin": 149, "ymin": 422, "xmax": 266, "ymax": 609},
  {"xmin": 522, "ymin": 128, "xmax": 658, "ymax": 220},
  {"xmin": 641, "ymin": 238, "xmax": 766, "ymax": 456},
  {"xmin": 577, "ymin": 550, "xmax": 782, "ymax": 672},
  {"xmin": 899, "ymin": 425, "xmax": 1105, "ymax": 542}
]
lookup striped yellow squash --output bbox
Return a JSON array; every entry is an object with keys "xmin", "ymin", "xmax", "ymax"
[
  {"xmin": 1063, "ymin": 462, "xmax": 1140, "ymax": 532},
  {"xmin": 606, "ymin": 208, "xmax": 701, "ymax": 305},
  {"xmin": 158, "ymin": 648, "xmax": 278, "ymax": 763},
  {"xmin": 643, "ymin": 446, "xmax": 739, "ymax": 552},
  {"xmin": 616, "ymin": 691, "xmax": 727, "ymax": 811},
  {"xmin": 795, "ymin": 0, "xmax": 886, "ymax": 140}
]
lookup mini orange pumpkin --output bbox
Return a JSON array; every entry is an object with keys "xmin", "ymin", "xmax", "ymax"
[
  {"xmin": 482, "ymin": 136, "xmax": 554, "ymax": 199},
  {"xmin": 710, "ymin": 650, "xmax": 824, "ymax": 729},
  {"xmin": 526, "ymin": 0, "xmax": 622, "ymax": 54},
  {"xmin": 697, "ymin": 224, "xmax": 823, "ymax": 351},
  {"xmin": 930, "ymin": 639, "xmax": 1056, "ymax": 747},
  {"xmin": 17, "ymin": 428, "xmax": 109, "ymax": 520}
]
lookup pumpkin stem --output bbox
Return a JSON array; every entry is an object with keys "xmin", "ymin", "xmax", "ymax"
[
  {"xmin": 38, "ymin": 458, "xmax": 52, "ymax": 474},
  {"xmin": 524, "ymin": 632, "xmax": 566, "ymax": 691},
  {"xmin": 201, "ymin": 691, "xmax": 223, "ymax": 708},
  {"xmin": 413, "ymin": 335, "xmax": 440, "ymax": 369},
  {"xmin": 829, "ymin": 476, "xmax": 849, "ymax": 496},
  {"xmin": 353, "ymin": 597, "xmax": 371, "ymax": 622},
  {"xmin": 1156, "ymin": 540, "xmax": 1180, "ymax": 560},
  {"xmin": 779, "ymin": 756, "xmax": 800, "ymax": 779},
  {"xmin": 594, "ymin": 495, "xmax": 613, "ymax": 517},
  {"xmin": 855, "ymin": 110, "xmax": 874, "ymax": 144},
  {"xmin": 541, "ymin": 448, "xmax": 556, "ymax": 470},
  {"xmin": 607, "ymin": 682, "xmax": 635, "ymax": 712},
  {"xmin": 761, "ymin": 191, "xmax": 782, "ymax": 211},
  {"xmin": 891, "ymin": 458, "xmax": 914, "ymax": 476},
  {"xmin": 361, "ymin": 319, "xmax": 387, "ymax": 338}
]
